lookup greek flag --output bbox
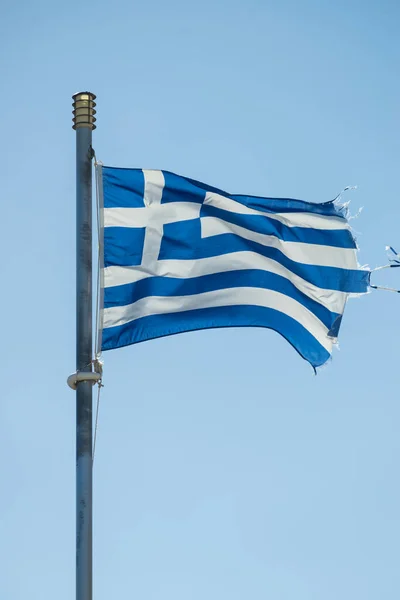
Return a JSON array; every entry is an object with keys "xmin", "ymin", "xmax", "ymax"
[{"xmin": 99, "ymin": 166, "xmax": 370, "ymax": 368}]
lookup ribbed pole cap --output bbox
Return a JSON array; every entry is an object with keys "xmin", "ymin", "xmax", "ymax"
[{"xmin": 72, "ymin": 92, "xmax": 96, "ymax": 130}]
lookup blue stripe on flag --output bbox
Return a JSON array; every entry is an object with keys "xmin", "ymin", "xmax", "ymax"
[
  {"xmin": 101, "ymin": 305, "xmax": 331, "ymax": 367},
  {"xmin": 200, "ymin": 204, "xmax": 356, "ymax": 248},
  {"xmin": 161, "ymin": 170, "xmax": 346, "ymax": 217},
  {"xmin": 160, "ymin": 227, "xmax": 370, "ymax": 293},
  {"xmin": 102, "ymin": 167, "xmax": 347, "ymax": 217},
  {"xmin": 228, "ymin": 194, "xmax": 344, "ymax": 217},
  {"xmin": 161, "ymin": 171, "xmax": 207, "ymax": 204},
  {"xmin": 104, "ymin": 269, "xmax": 340, "ymax": 332}
]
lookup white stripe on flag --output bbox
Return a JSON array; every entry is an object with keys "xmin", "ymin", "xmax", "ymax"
[
  {"xmin": 201, "ymin": 217, "xmax": 357, "ymax": 269},
  {"xmin": 140, "ymin": 170, "xmax": 165, "ymax": 273},
  {"xmin": 204, "ymin": 192, "xmax": 349, "ymax": 230},
  {"xmin": 103, "ymin": 287, "xmax": 334, "ymax": 353},
  {"xmin": 104, "ymin": 203, "xmax": 201, "ymax": 228},
  {"xmin": 103, "ymin": 251, "xmax": 348, "ymax": 315}
]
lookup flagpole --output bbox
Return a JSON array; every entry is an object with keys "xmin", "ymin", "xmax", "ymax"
[{"xmin": 72, "ymin": 92, "xmax": 97, "ymax": 600}]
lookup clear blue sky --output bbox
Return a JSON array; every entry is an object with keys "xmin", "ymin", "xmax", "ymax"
[{"xmin": 1, "ymin": 1, "xmax": 399, "ymax": 598}]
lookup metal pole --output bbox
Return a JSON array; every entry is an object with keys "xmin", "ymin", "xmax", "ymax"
[{"xmin": 72, "ymin": 92, "xmax": 97, "ymax": 600}]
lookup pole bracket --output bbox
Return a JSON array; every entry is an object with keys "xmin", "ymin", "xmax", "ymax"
[{"xmin": 67, "ymin": 371, "xmax": 102, "ymax": 390}]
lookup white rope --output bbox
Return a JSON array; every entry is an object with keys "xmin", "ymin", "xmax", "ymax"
[
  {"xmin": 92, "ymin": 380, "xmax": 103, "ymax": 464},
  {"xmin": 369, "ymin": 245, "xmax": 400, "ymax": 294},
  {"xmin": 372, "ymin": 264, "xmax": 393, "ymax": 272},
  {"xmin": 371, "ymin": 284, "xmax": 400, "ymax": 294},
  {"xmin": 92, "ymin": 155, "xmax": 105, "ymax": 464}
]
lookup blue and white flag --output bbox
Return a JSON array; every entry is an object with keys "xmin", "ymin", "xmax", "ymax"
[{"xmin": 98, "ymin": 166, "xmax": 370, "ymax": 368}]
